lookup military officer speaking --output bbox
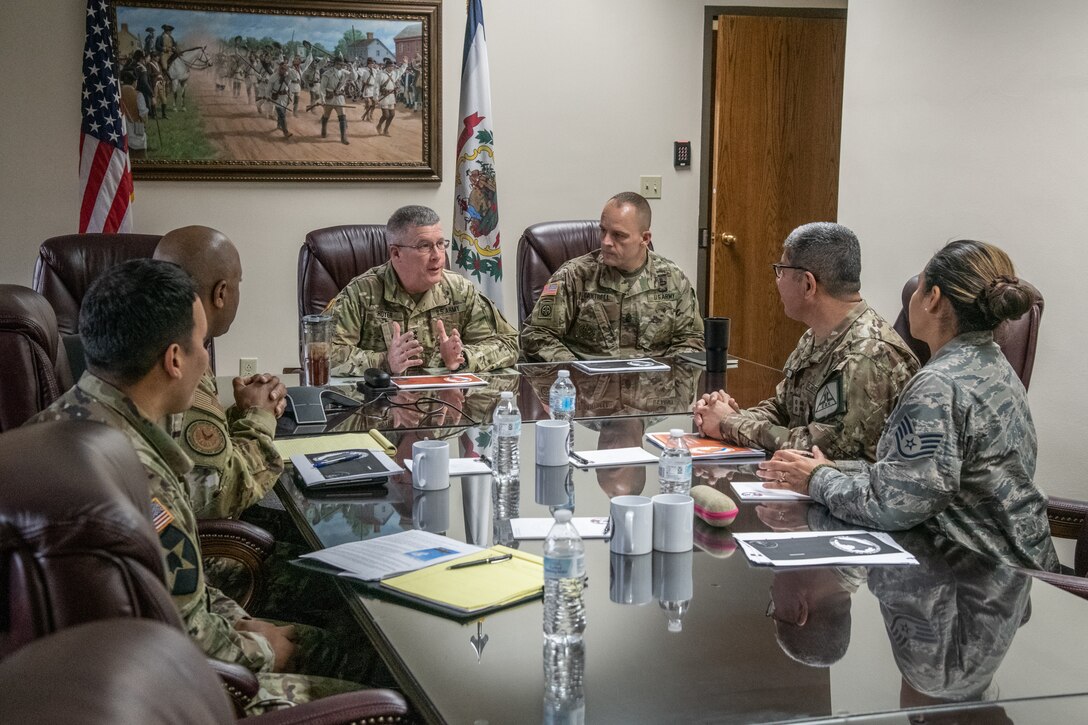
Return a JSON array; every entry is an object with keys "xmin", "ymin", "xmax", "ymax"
[{"xmin": 520, "ymin": 191, "xmax": 705, "ymax": 361}]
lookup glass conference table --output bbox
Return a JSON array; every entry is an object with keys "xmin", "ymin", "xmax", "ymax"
[{"xmin": 271, "ymin": 359, "xmax": 1088, "ymax": 724}]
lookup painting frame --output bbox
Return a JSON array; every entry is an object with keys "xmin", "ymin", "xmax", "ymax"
[{"xmin": 111, "ymin": 0, "xmax": 441, "ymax": 182}]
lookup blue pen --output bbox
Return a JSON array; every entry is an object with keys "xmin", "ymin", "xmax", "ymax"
[{"xmin": 313, "ymin": 451, "xmax": 366, "ymax": 469}]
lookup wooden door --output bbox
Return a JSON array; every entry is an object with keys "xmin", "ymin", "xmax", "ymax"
[{"xmin": 708, "ymin": 14, "xmax": 846, "ymax": 369}]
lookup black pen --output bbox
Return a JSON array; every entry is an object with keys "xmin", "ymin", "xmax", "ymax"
[
  {"xmin": 569, "ymin": 451, "xmax": 590, "ymax": 466},
  {"xmin": 447, "ymin": 553, "xmax": 512, "ymax": 570}
]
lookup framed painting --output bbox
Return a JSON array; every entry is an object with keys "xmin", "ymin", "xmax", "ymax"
[{"xmin": 111, "ymin": 0, "xmax": 441, "ymax": 181}]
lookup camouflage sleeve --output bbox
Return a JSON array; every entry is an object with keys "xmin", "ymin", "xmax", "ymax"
[
  {"xmin": 723, "ymin": 349, "xmax": 913, "ymax": 460},
  {"xmin": 458, "ymin": 286, "xmax": 520, "ymax": 371},
  {"xmin": 718, "ymin": 379, "xmax": 791, "ymax": 448},
  {"xmin": 520, "ymin": 268, "xmax": 578, "ymax": 361},
  {"xmin": 808, "ymin": 371, "xmax": 961, "ymax": 530},
  {"xmin": 187, "ymin": 585, "xmax": 276, "ymax": 672},
  {"xmin": 662, "ymin": 284, "xmax": 705, "ymax": 357},
  {"xmin": 328, "ymin": 286, "xmax": 388, "ymax": 375},
  {"xmin": 210, "ymin": 406, "xmax": 282, "ymax": 518}
]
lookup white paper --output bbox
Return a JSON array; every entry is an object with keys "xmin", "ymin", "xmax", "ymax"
[
  {"xmin": 730, "ymin": 480, "xmax": 812, "ymax": 501},
  {"xmin": 732, "ymin": 530, "xmax": 918, "ymax": 567},
  {"xmin": 404, "ymin": 457, "xmax": 492, "ymax": 476},
  {"xmin": 511, "ymin": 517, "xmax": 612, "ymax": 540},
  {"xmin": 300, "ymin": 530, "xmax": 483, "ymax": 581},
  {"xmin": 572, "ymin": 358, "xmax": 670, "ymax": 374},
  {"xmin": 570, "ymin": 447, "xmax": 659, "ymax": 468}
]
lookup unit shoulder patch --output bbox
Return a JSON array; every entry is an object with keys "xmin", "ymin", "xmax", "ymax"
[
  {"xmin": 813, "ymin": 374, "xmax": 845, "ymax": 421},
  {"xmin": 185, "ymin": 420, "xmax": 226, "ymax": 456}
]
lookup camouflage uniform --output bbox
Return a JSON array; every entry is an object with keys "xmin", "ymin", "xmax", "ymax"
[
  {"xmin": 720, "ymin": 301, "xmax": 918, "ymax": 461},
  {"xmin": 810, "ymin": 331, "xmax": 1060, "ymax": 572},
  {"xmin": 27, "ymin": 374, "xmax": 362, "ymax": 714},
  {"xmin": 328, "ymin": 262, "xmax": 519, "ymax": 375},
  {"xmin": 172, "ymin": 369, "xmax": 282, "ymax": 519},
  {"xmin": 520, "ymin": 250, "xmax": 704, "ymax": 361},
  {"xmin": 867, "ymin": 529, "xmax": 1031, "ymax": 702}
]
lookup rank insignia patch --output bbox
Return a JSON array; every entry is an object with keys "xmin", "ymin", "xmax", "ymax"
[
  {"xmin": 185, "ymin": 420, "xmax": 226, "ymax": 456},
  {"xmin": 893, "ymin": 417, "xmax": 943, "ymax": 460}
]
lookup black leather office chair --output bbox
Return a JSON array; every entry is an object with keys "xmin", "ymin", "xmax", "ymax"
[{"xmin": 892, "ymin": 274, "xmax": 1044, "ymax": 389}]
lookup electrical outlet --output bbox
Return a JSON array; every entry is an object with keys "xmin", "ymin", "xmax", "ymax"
[
  {"xmin": 239, "ymin": 357, "xmax": 258, "ymax": 378},
  {"xmin": 640, "ymin": 175, "xmax": 662, "ymax": 199}
]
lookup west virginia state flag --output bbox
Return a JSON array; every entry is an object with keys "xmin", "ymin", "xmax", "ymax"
[{"xmin": 452, "ymin": 0, "xmax": 503, "ymax": 310}]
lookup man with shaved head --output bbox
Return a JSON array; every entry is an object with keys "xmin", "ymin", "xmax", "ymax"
[
  {"xmin": 521, "ymin": 191, "xmax": 704, "ymax": 360},
  {"xmin": 154, "ymin": 225, "xmax": 286, "ymax": 519}
]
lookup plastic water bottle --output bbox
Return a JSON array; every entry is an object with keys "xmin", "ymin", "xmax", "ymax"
[
  {"xmin": 492, "ymin": 391, "xmax": 521, "ymax": 481},
  {"xmin": 543, "ymin": 638, "xmax": 586, "ymax": 725},
  {"xmin": 658, "ymin": 428, "xmax": 692, "ymax": 494},
  {"xmin": 549, "ymin": 370, "xmax": 577, "ymax": 450},
  {"xmin": 543, "ymin": 509, "xmax": 586, "ymax": 643}
]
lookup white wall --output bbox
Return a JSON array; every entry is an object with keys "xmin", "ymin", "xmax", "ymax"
[
  {"xmin": 10, "ymin": 0, "xmax": 1074, "ymax": 497},
  {"xmin": 838, "ymin": 0, "xmax": 1088, "ymax": 500}
]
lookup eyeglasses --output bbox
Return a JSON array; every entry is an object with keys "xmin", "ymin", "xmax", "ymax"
[
  {"xmin": 771, "ymin": 263, "xmax": 809, "ymax": 279},
  {"xmin": 392, "ymin": 239, "xmax": 450, "ymax": 254}
]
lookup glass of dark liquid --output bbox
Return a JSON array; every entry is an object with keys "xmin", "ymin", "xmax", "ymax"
[{"xmin": 300, "ymin": 314, "xmax": 332, "ymax": 387}]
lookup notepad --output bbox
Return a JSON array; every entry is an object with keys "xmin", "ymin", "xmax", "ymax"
[
  {"xmin": 391, "ymin": 373, "xmax": 489, "ymax": 390},
  {"xmin": 510, "ymin": 517, "xmax": 611, "ymax": 540},
  {"xmin": 572, "ymin": 358, "xmax": 670, "ymax": 374},
  {"xmin": 404, "ymin": 457, "xmax": 492, "ymax": 476},
  {"xmin": 645, "ymin": 432, "xmax": 765, "ymax": 460},
  {"xmin": 382, "ymin": 545, "xmax": 543, "ymax": 615},
  {"xmin": 569, "ymin": 447, "xmax": 659, "ymax": 468},
  {"xmin": 733, "ymin": 531, "xmax": 918, "ymax": 567},
  {"xmin": 274, "ymin": 431, "xmax": 396, "ymax": 459}
]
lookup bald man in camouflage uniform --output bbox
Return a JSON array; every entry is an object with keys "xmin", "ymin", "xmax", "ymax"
[
  {"xmin": 28, "ymin": 261, "xmax": 364, "ymax": 715},
  {"xmin": 695, "ymin": 223, "xmax": 918, "ymax": 462},
  {"xmin": 154, "ymin": 225, "xmax": 286, "ymax": 521},
  {"xmin": 329, "ymin": 205, "xmax": 518, "ymax": 376},
  {"xmin": 521, "ymin": 192, "xmax": 704, "ymax": 361}
]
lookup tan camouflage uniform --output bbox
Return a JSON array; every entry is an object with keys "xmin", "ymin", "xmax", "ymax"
[
  {"xmin": 171, "ymin": 369, "xmax": 282, "ymax": 519},
  {"xmin": 809, "ymin": 331, "xmax": 1059, "ymax": 572},
  {"xmin": 719, "ymin": 301, "xmax": 918, "ymax": 461},
  {"xmin": 520, "ymin": 250, "xmax": 704, "ymax": 361},
  {"xmin": 27, "ymin": 373, "xmax": 361, "ymax": 714},
  {"xmin": 328, "ymin": 261, "xmax": 519, "ymax": 375}
]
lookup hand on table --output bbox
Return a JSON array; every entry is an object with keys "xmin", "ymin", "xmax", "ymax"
[
  {"xmin": 233, "ymin": 374, "xmax": 287, "ymax": 418},
  {"xmin": 387, "ymin": 321, "xmax": 424, "ymax": 374},
  {"xmin": 434, "ymin": 320, "xmax": 465, "ymax": 371},
  {"xmin": 692, "ymin": 389, "xmax": 740, "ymax": 439},
  {"xmin": 234, "ymin": 618, "xmax": 298, "ymax": 672},
  {"xmin": 757, "ymin": 446, "xmax": 828, "ymax": 496}
]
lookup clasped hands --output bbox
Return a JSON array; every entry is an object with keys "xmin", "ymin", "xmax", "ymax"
[
  {"xmin": 691, "ymin": 389, "xmax": 741, "ymax": 437},
  {"xmin": 232, "ymin": 373, "xmax": 287, "ymax": 418},
  {"xmin": 386, "ymin": 320, "xmax": 465, "ymax": 375}
]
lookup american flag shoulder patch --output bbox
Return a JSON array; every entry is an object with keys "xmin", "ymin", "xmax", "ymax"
[
  {"xmin": 150, "ymin": 496, "xmax": 175, "ymax": 533},
  {"xmin": 541, "ymin": 281, "xmax": 559, "ymax": 297}
]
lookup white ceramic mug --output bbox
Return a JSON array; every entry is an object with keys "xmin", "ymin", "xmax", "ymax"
[
  {"xmin": 412, "ymin": 488, "xmax": 450, "ymax": 533},
  {"xmin": 412, "ymin": 439, "xmax": 450, "ymax": 491},
  {"xmin": 609, "ymin": 495, "xmax": 654, "ymax": 555},
  {"xmin": 536, "ymin": 419, "xmax": 571, "ymax": 466},
  {"xmin": 652, "ymin": 493, "xmax": 694, "ymax": 552},
  {"xmin": 609, "ymin": 551, "xmax": 653, "ymax": 605}
]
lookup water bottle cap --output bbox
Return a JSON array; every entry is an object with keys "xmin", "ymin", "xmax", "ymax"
[
  {"xmin": 553, "ymin": 509, "xmax": 572, "ymax": 523},
  {"xmin": 670, "ymin": 428, "xmax": 686, "ymax": 437},
  {"xmin": 557, "ymin": 370, "xmax": 570, "ymax": 378},
  {"xmin": 500, "ymin": 391, "xmax": 513, "ymax": 399}
]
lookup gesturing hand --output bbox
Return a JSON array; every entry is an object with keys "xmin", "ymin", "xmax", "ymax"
[
  {"xmin": 386, "ymin": 321, "xmax": 424, "ymax": 374},
  {"xmin": 435, "ymin": 319, "xmax": 465, "ymax": 371}
]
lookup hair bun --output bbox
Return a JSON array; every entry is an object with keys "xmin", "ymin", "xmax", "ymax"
[{"xmin": 977, "ymin": 276, "xmax": 1034, "ymax": 323}]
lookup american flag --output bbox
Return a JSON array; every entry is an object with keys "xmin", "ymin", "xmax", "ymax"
[{"xmin": 80, "ymin": 0, "xmax": 134, "ymax": 233}]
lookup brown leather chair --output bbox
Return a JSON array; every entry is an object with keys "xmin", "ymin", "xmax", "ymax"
[
  {"xmin": 32, "ymin": 233, "xmax": 162, "ymax": 335},
  {"xmin": 891, "ymin": 275, "xmax": 1044, "ymax": 389},
  {"xmin": 32, "ymin": 232, "xmax": 216, "ymax": 372},
  {"xmin": 0, "ymin": 420, "xmax": 411, "ymax": 721},
  {"xmin": 516, "ymin": 220, "xmax": 600, "ymax": 325},
  {"xmin": 298, "ymin": 224, "xmax": 389, "ymax": 320},
  {"xmin": 1031, "ymin": 497, "xmax": 1088, "ymax": 600},
  {"xmin": 0, "ymin": 285, "xmax": 73, "ymax": 432}
]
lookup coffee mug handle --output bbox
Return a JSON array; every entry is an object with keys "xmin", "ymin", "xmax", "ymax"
[{"xmin": 414, "ymin": 449, "xmax": 426, "ymax": 488}]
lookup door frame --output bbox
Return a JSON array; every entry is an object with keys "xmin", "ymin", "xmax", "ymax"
[{"xmin": 694, "ymin": 5, "xmax": 848, "ymax": 315}]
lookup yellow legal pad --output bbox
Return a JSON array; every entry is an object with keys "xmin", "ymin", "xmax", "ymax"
[
  {"xmin": 274, "ymin": 430, "xmax": 396, "ymax": 459},
  {"xmin": 381, "ymin": 546, "xmax": 544, "ymax": 615}
]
